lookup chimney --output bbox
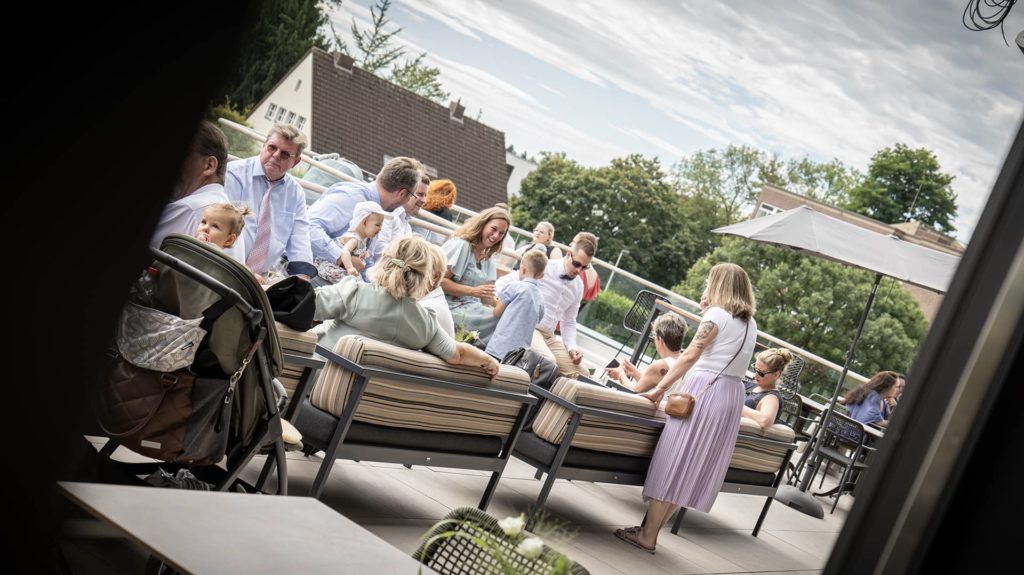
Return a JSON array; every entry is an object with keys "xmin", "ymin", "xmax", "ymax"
[
  {"xmin": 333, "ymin": 52, "xmax": 355, "ymax": 74},
  {"xmin": 449, "ymin": 98, "xmax": 465, "ymax": 123}
]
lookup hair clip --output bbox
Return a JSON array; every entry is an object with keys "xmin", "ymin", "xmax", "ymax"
[{"xmin": 390, "ymin": 258, "xmax": 406, "ymax": 268}]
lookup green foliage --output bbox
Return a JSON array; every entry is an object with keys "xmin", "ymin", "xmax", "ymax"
[
  {"xmin": 674, "ymin": 237, "xmax": 928, "ymax": 396},
  {"xmin": 845, "ymin": 143, "xmax": 958, "ymax": 233},
  {"xmin": 333, "ymin": 0, "xmax": 449, "ymax": 103},
  {"xmin": 511, "ymin": 153, "xmax": 730, "ymax": 288},
  {"xmin": 220, "ymin": 0, "xmax": 333, "ymax": 111},
  {"xmin": 390, "ymin": 53, "xmax": 450, "ymax": 103},
  {"xmin": 582, "ymin": 290, "xmax": 635, "ymax": 342},
  {"xmin": 672, "ymin": 145, "xmax": 863, "ymax": 223},
  {"xmin": 206, "ymin": 99, "xmax": 260, "ymax": 158}
]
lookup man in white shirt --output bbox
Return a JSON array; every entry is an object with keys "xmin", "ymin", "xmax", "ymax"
[
  {"xmin": 225, "ymin": 122, "xmax": 315, "ymax": 280},
  {"xmin": 365, "ymin": 174, "xmax": 429, "ymax": 268},
  {"xmin": 149, "ymin": 121, "xmax": 243, "ymax": 260},
  {"xmin": 527, "ymin": 233, "xmax": 598, "ymax": 377}
]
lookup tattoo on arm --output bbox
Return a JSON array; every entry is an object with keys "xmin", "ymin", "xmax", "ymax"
[{"xmin": 691, "ymin": 321, "xmax": 714, "ymax": 350}]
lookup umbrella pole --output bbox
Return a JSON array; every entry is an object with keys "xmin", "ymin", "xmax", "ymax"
[{"xmin": 797, "ymin": 272, "xmax": 883, "ymax": 492}]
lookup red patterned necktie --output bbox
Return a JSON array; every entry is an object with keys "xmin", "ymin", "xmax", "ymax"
[{"xmin": 245, "ymin": 178, "xmax": 275, "ymax": 273}]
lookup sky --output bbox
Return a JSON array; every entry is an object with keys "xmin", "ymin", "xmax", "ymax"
[{"xmin": 325, "ymin": 0, "xmax": 1024, "ymax": 241}]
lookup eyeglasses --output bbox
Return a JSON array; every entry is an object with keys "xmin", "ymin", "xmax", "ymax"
[
  {"xmin": 265, "ymin": 143, "xmax": 296, "ymax": 161},
  {"xmin": 568, "ymin": 254, "xmax": 591, "ymax": 270},
  {"xmin": 754, "ymin": 368, "xmax": 778, "ymax": 378},
  {"xmin": 404, "ymin": 188, "xmax": 427, "ymax": 203}
]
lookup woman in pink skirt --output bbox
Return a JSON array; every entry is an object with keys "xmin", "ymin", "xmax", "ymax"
[{"xmin": 615, "ymin": 262, "xmax": 757, "ymax": 554}]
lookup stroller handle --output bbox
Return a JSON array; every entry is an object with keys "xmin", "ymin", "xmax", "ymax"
[{"xmin": 148, "ymin": 246, "xmax": 263, "ymax": 325}]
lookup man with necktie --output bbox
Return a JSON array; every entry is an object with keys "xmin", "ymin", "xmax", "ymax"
[{"xmin": 225, "ymin": 122, "xmax": 315, "ymax": 282}]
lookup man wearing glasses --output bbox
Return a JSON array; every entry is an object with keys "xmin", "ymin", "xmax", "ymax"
[
  {"xmin": 364, "ymin": 174, "xmax": 430, "ymax": 269},
  {"xmin": 307, "ymin": 156, "xmax": 424, "ymax": 284},
  {"xmin": 225, "ymin": 122, "xmax": 316, "ymax": 281},
  {"xmin": 528, "ymin": 232, "xmax": 599, "ymax": 377}
]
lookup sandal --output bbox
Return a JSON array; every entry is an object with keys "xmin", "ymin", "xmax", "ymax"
[{"xmin": 614, "ymin": 526, "xmax": 656, "ymax": 554}]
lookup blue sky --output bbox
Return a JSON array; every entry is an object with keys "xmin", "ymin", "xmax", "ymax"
[{"xmin": 326, "ymin": 0, "xmax": 1024, "ymax": 241}]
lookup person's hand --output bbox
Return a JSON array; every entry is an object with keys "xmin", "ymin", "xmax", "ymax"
[
  {"xmin": 481, "ymin": 357, "xmax": 500, "ymax": 381},
  {"xmin": 254, "ymin": 273, "xmax": 268, "ymax": 285},
  {"xmin": 353, "ymin": 258, "xmax": 366, "ymax": 272},
  {"xmin": 569, "ymin": 349, "xmax": 583, "ymax": 365},
  {"xmin": 639, "ymin": 387, "xmax": 665, "ymax": 404},
  {"xmin": 476, "ymin": 283, "xmax": 496, "ymax": 300},
  {"xmin": 622, "ymin": 358, "xmax": 640, "ymax": 379},
  {"xmin": 604, "ymin": 366, "xmax": 625, "ymax": 382},
  {"xmin": 346, "ymin": 267, "xmax": 360, "ymax": 277}
]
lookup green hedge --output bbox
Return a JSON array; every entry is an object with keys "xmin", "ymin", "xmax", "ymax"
[{"xmin": 579, "ymin": 290, "xmax": 635, "ymax": 342}]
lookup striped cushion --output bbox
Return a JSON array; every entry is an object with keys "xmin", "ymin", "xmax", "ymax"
[
  {"xmin": 533, "ymin": 378, "xmax": 662, "ymax": 457},
  {"xmin": 276, "ymin": 322, "xmax": 318, "ymax": 396},
  {"xmin": 309, "ymin": 335, "xmax": 530, "ymax": 437},
  {"xmin": 729, "ymin": 418, "xmax": 796, "ymax": 472}
]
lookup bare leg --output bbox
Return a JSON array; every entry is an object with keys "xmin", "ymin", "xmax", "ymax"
[{"xmin": 638, "ymin": 498, "xmax": 678, "ymax": 548}]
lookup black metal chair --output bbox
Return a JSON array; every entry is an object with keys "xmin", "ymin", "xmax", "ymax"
[
  {"xmin": 612, "ymin": 289, "xmax": 663, "ymax": 364},
  {"xmin": 776, "ymin": 353, "xmax": 805, "ymax": 399},
  {"xmin": 807, "ymin": 410, "xmax": 871, "ymax": 513}
]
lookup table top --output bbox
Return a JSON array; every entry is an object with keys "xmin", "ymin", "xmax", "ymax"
[{"xmin": 58, "ymin": 482, "xmax": 436, "ymax": 575}]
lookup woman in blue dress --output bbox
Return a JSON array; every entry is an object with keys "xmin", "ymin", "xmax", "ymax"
[{"xmin": 441, "ymin": 206, "xmax": 511, "ymax": 343}]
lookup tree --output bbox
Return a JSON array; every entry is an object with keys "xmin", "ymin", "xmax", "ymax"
[
  {"xmin": 671, "ymin": 145, "xmax": 767, "ymax": 223},
  {"xmin": 332, "ymin": 0, "xmax": 449, "ymax": 103},
  {"xmin": 219, "ymin": 0, "xmax": 334, "ymax": 112},
  {"xmin": 673, "ymin": 238, "xmax": 928, "ymax": 397},
  {"xmin": 845, "ymin": 143, "xmax": 958, "ymax": 233},
  {"xmin": 672, "ymin": 146, "xmax": 863, "ymax": 222},
  {"xmin": 510, "ymin": 154, "xmax": 729, "ymax": 288}
]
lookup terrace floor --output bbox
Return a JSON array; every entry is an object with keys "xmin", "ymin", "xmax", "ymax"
[{"xmin": 62, "ymin": 438, "xmax": 853, "ymax": 574}]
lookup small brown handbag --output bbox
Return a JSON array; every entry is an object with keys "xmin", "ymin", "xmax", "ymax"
[{"xmin": 664, "ymin": 321, "xmax": 748, "ymax": 419}]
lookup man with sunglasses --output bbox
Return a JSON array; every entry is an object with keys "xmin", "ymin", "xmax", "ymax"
[
  {"xmin": 528, "ymin": 232, "xmax": 599, "ymax": 377},
  {"xmin": 307, "ymin": 156, "xmax": 424, "ymax": 284},
  {"xmin": 225, "ymin": 122, "xmax": 316, "ymax": 281}
]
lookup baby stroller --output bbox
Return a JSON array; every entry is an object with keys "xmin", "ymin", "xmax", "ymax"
[{"xmin": 93, "ymin": 233, "xmax": 289, "ymax": 494}]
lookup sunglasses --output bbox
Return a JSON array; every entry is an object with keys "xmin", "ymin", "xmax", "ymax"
[
  {"xmin": 754, "ymin": 368, "xmax": 778, "ymax": 378},
  {"xmin": 265, "ymin": 143, "xmax": 296, "ymax": 161},
  {"xmin": 568, "ymin": 254, "xmax": 591, "ymax": 270}
]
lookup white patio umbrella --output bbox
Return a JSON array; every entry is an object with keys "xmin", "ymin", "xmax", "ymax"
[{"xmin": 712, "ymin": 205, "xmax": 960, "ymax": 515}]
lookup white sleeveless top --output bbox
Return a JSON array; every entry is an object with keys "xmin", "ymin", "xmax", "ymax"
[{"xmin": 689, "ymin": 306, "xmax": 757, "ymax": 378}]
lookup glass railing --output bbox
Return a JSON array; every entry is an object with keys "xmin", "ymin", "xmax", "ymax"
[{"xmin": 218, "ymin": 118, "xmax": 869, "ymax": 397}]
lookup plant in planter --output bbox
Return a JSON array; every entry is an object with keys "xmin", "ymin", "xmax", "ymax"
[{"xmin": 413, "ymin": 507, "xmax": 587, "ymax": 575}]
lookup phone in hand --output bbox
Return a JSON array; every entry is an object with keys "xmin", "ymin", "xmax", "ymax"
[{"xmin": 606, "ymin": 358, "xmax": 620, "ymax": 369}]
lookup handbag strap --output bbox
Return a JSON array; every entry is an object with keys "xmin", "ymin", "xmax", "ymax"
[{"xmin": 693, "ymin": 320, "xmax": 749, "ymax": 399}]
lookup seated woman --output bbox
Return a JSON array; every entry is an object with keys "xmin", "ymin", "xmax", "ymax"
[
  {"xmin": 604, "ymin": 315, "xmax": 687, "ymax": 392},
  {"xmin": 741, "ymin": 348, "xmax": 793, "ymax": 429},
  {"xmin": 440, "ymin": 206, "xmax": 511, "ymax": 343},
  {"xmin": 313, "ymin": 235, "xmax": 498, "ymax": 378},
  {"xmin": 515, "ymin": 221, "xmax": 562, "ymax": 266},
  {"xmin": 842, "ymin": 370, "xmax": 901, "ymax": 428}
]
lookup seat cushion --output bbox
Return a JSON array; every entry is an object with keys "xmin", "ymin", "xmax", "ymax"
[
  {"xmin": 730, "ymin": 418, "xmax": 796, "ymax": 472},
  {"xmin": 310, "ymin": 336, "xmax": 530, "ymax": 437},
  {"xmin": 276, "ymin": 321, "xmax": 318, "ymax": 396},
  {"xmin": 514, "ymin": 431, "xmax": 651, "ymax": 475},
  {"xmin": 294, "ymin": 398, "xmax": 504, "ymax": 456},
  {"xmin": 532, "ymin": 378, "xmax": 661, "ymax": 457}
]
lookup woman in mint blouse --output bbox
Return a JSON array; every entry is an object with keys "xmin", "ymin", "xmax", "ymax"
[{"xmin": 441, "ymin": 207, "xmax": 512, "ymax": 344}]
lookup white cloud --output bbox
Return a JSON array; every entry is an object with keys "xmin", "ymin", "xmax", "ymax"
[{"xmin": 339, "ymin": 0, "xmax": 1024, "ymax": 240}]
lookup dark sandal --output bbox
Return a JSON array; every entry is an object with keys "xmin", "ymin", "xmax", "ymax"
[{"xmin": 614, "ymin": 526, "xmax": 656, "ymax": 554}]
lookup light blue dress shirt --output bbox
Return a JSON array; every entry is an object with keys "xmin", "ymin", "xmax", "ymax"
[
  {"xmin": 307, "ymin": 180, "xmax": 381, "ymax": 263},
  {"xmin": 485, "ymin": 278, "xmax": 545, "ymax": 360},
  {"xmin": 224, "ymin": 157, "xmax": 313, "ymax": 268}
]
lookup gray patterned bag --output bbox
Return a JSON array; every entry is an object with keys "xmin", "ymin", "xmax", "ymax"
[{"xmin": 116, "ymin": 302, "xmax": 207, "ymax": 372}]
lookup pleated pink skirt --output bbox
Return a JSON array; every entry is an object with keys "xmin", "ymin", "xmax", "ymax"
[{"xmin": 642, "ymin": 370, "xmax": 744, "ymax": 512}]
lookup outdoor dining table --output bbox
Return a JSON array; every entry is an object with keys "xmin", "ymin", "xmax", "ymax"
[{"xmin": 58, "ymin": 481, "xmax": 437, "ymax": 574}]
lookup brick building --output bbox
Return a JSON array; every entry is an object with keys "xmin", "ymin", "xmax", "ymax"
[
  {"xmin": 245, "ymin": 48, "xmax": 508, "ymax": 212},
  {"xmin": 753, "ymin": 184, "xmax": 965, "ymax": 320}
]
